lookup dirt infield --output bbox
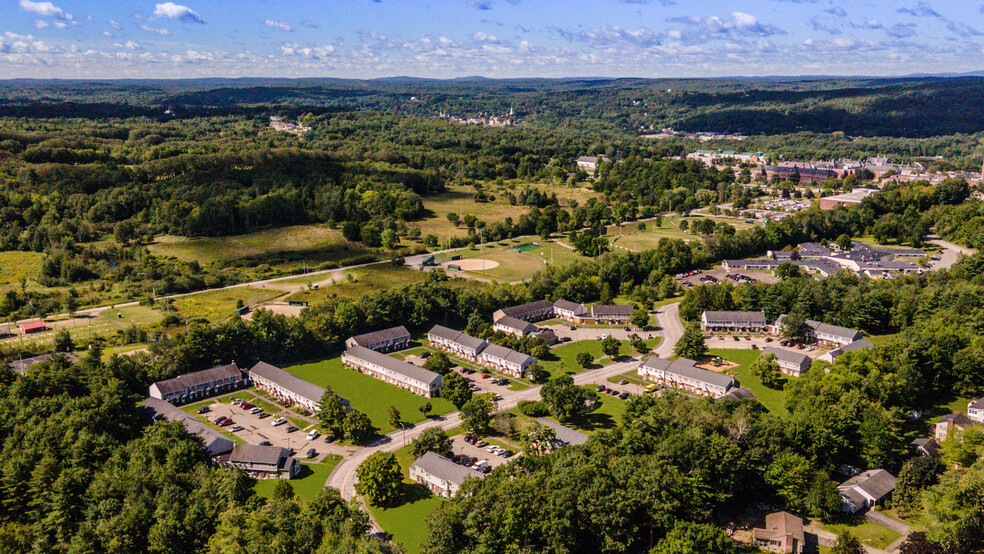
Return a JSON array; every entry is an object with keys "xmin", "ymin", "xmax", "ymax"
[
  {"xmin": 243, "ymin": 304, "xmax": 306, "ymax": 319},
  {"xmin": 445, "ymin": 259, "xmax": 501, "ymax": 271}
]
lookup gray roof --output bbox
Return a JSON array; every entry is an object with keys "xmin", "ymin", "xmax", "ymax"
[
  {"xmin": 938, "ymin": 413, "xmax": 975, "ymax": 425},
  {"xmin": 536, "ymin": 418, "xmax": 588, "ymax": 445},
  {"xmin": 591, "ymin": 304, "xmax": 633, "ymax": 317},
  {"xmin": 970, "ymin": 398, "xmax": 984, "ymax": 410},
  {"xmin": 498, "ymin": 300, "xmax": 554, "ymax": 318},
  {"xmin": 910, "ymin": 438, "xmax": 941, "ymax": 456},
  {"xmin": 481, "ymin": 343, "xmax": 535, "ymax": 366},
  {"xmin": 494, "ymin": 315, "xmax": 537, "ymax": 334},
  {"xmin": 248, "ymin": 361, "xmax": 325, "ymax": 403},
  {"xmin": 7, "ymin": 352, "xmax": 80, "ymax": 373},
  {"xmin": 412, "ymin": 451, "xmax": 484, "ymax": 486},
  {"xmin": 798, "ymin": 242, "xmax": 832, "ymax": 257},
  {"xmin": 774, "ymin": 315, "xmax": 862, "ymax": 342},
  {"xmin": 151, "ymin": 363, "xmax": 242, "ymax": 395},
  {"xmin": 703, "ymin": 311, "xmax": 767, "ymax": 325},
  {"xmin": 344, "ymin": 345, "xmax": 442, "ymax": 386},
  {"xmin": 761, "ymin": 347, "xmax": 811, "ymax": 367},
  {"xmin": 428, "ymin": 325, "xmax": 487, "ymax": 351},
  {"xmin": 229, "ymin": 444, "xmax": 289, "ymax": 466},
  {"xmin": 553, "ymin": 299, "xmax": 585, "ymax": 312},
  {"xmin": 839, "ymin": 469, "xmax": 896, "ymax": 500},
  {"xmin": 754, "ymin": 512, "xmax": 805, "ymax": 544},
  {"xmin": 641, "ymin": 357, "xmax": 736, "ymax": 389},
  {"xmin": 348, "ymin": 325, "xmax": 410, "ymax": 347},
  {"xmin": 839, "ymin": 338, "xmax": 873, "ymax": 353},
  {"xmin": 138, "ymin": 397, "xmax": 234, "ymax": 456},
  {"xmin": 721, "ymin": 387, "xmax": 757, "ymax": 401}
]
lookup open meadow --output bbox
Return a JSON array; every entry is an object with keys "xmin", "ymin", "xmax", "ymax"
[
  {"xmin": 283, "ymin": 264, "xmax": 430, "ymax": 304},
  {"xmin": 171, "ymin": 287, "xmax": 283, "ymax": 322}
]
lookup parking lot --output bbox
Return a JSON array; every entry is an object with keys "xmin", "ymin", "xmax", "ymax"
[
  {"xmin": 704, "ymin": 333, "xmax": 831, "ymax": 359},
  {"xmin": 195, "ymin": 400, "xmax": 336, "ymax": 461},
  {"xmin": 677, "ymin": 268, "xmax": 778, "ymax": 288},
  {"xmin": 449, "ymin": 434, "xmax": 518, "ymax": 470},
  {"xmin": 543, "ymin": 323, "xmax": 655, "ymax": 343},
  {"xmin": 405, "ymin": 350, "xmax": 527, "ymax": 393}
]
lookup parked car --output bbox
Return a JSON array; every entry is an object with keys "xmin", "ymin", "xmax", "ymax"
[
  {"xmin": 214, "ymin": 416, "xmax": 229, "ymax": 424},
  {"xmin": 250, "ymin": 407, "xmax": 263, "ymax": 414},
  {"xmin": 240, "ymin": 402, "xmax": 253, "ymax": 410},
  {"xmin": 764, "ymin": 338, "xmax": 773, "ymax": 342},
  {"xmin": 618, "ymin": 392, "xmax": 630, "ymax": 400},
  {"xmin": 197, "ymin": 406, "xmax": 210, "ymax": 414},
  {"xmin": 286, "ymin": 426, "xmax": 299, "ymax": 433},
  {"xmin": 596, "ymin": 384, "xmax": 606, "ymax": 392},
  {"xmin": 420, "ymin": 351, "xmax": 431, "ymax": 358},
  {"xmin": 732, "ymin": 336, "xmax": 740, "ymax": 341},
  {"xmin": 618, "ymin": 379, "xmax": 628, "ymax": 385},
  {"xmin": 569, "ymin": 326, "xmax": 577, "ymax": 331},
  {"xmin": 560, "ymin": 337, "xmax": 572, "ymax": 342},
  {"xmin": 306, "ymin": 448, "xmax": 317, "ymax": 458},
  {"xmin": 796, "ymin": 344, "xmax": 804, "ymax": 350},
  {"xmin": 501, "ymin": 449, "xmax": 514, "ymax": 457},
  {"xmin": 231, "ymin": 398, "xmax": 242, "ymax": 405},
  {"xmin": 257, "ymin": 412, "xmax": 270, "ymax": 419},
  {"xmin": 258, "ymin": 440, "xmax": 272, "ymax": 446},
  {"xmin": 462, "ymin": 368, "xmax": 475, "ymax": 374},
  {"xmin": 478, "ymin": 465, "xmax": 492, "ymax": 474},
  {"xmin": 218, "ymin": 419, "xmax": 234, "ymax": 427},
  {"xmin": 464, "ymin": 458, "xmax": 476, "ymax": 467},
  {"xmin": 324, "ymin": 434, "xmax": 336, "ymax": 443},
  {"xmin": 271, "ymin": 417, "xmax": 288, "ymax": 427},
  {"xmin": 481, "ymin": 373, "xmax": 491, "ymax": 379},
  {"xmin": 306, "ymin": 430, "xmax": 320, "ymax": 441},
  {"xmin": 230, "ymin": 425, "xmax": 244, "ymax": 432}
]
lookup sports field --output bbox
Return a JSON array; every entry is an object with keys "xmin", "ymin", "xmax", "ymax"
[
  {"xmin": 283, "ymin": 264, "xmax": 430, "ymax": 304},
  {"xmin": 438, "ymin": 239, "xmax": 588, "ymax": 282}
]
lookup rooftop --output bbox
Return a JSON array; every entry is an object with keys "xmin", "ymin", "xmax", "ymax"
[
  {"xmin": 151, "ymin": 363, "xmax": 242, "ymax": 395},
  {"xmin": 481, "ymin": 343, "xmax": 535, "ymax": 366},
  {"xmin": 591, "ymin": 304, "xmax": 633, "ymax": 316},
  {"xmin": 498, "ymin": 299, "xmax": 554, "ymax": 318},
  {"xmin": 428, "ymin": 325, "xmax": 487, "ymax": 351},
  {"xmin": 641, "ymin": 357, "xmax": 736, "ymax": 389},
  {"xmin": 138, "ymin": 397, "xmax": 234, "ymax": 457},
  {"xmin": 348, "ymin": 325, "xmax": 411, "ymax": 347},
  {"xmin": 344, "ymin": 345, "xmax": 442, "ymax": 386},
  {"xmin": 702, "ymin": 310, "xmax": 767, "ymax": 324},
  {"xmin": 839, "ymin": 469, "xmax": 896, "ymax": 500},
  {"xmin": 248, "ymin": 361, "xmax": 326, "ymax": 403},
  {"xmin": 229, "ymin": 444, "xmax": 289, "ymax": 466},
  {"xmin": 494, "ymin": 315, "xmax": 537, "ymax": 333},
  {"xmin": 760, "ymin": 347, "xmax": 810, "ymax": 366},
  {"xmin": 412, "ymin": 451, "xmax": 484, "ymax": 486}
]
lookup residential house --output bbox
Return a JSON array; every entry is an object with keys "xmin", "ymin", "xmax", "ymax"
[
  {"xmin": 149, "ymin": 363, "xmax": 244, "ymax": 404},
  {"xmin": 7, "ymin": 352, "xmax": 80, "ymax": 374},
  {"xmin": 226, "ymin": 444, "xmax": 300, "ymax": 479},
  {"xmin": 493, "ymin": 315, "xmax": 538, "ymax": 338},
  {"xmin": 838, "ymin": 469, "xmax": 897, "ymax": 513},
  {"xmin": 409, "ymin": 451, "xmax": 484, "ymax": 497},
  {"xmin": 345, "ymin": 326, "xmax": 411, "ymax": 352},
  {"xmin": 591, "ymin": 304, "xmax": 633, "ymax": 324},
  {"xmin": 818, "ymin": 338, "xmax": 873, "ymax": 364},
  {"xmin": 909, "ymin": 438, "xmax": 941, "ymax": 458},
  {"xmin": 248, "ymin": 361, "xmax": 330, "ymax": 412},
  {"xmin": 701, "ymin": 310, "xmax": 768, "ymax": 333},
  {"xmin": 935, "ymin": 413, "xmax": 978, "ymax": 441},
  {"xmin": 492, "ymin": 300, "xmax": 555, "ymax": 323},
  {"xmin": 720, "ymin": 387, "xmax": 757, "ymax": 402},
  {"xmin": 427, "ymin": 325, "xmax": 488, "ymax": 361},
  {"xmin": 342, "ymin": 345, "xmax": 442, "ymax": 397},
  {"xmin": 479, "ymin": 343, "xmax": 536, "ymax": 378},
  {"xmin": 139, "ymin": 397, "xmax": 235, "ymax": 457},
  {"xmin": 638, "ymin": 357, "xmax": 735, "ymax": 398},
  {"xmin": 968, "ymin": 398, "xmax": 984, "ymax": 423},
  {"xmin": 760, "ymin": 347, "xmax": 812, "ymax": 377},
  {"xmin": 553, "ymin": 299, "xmax": 587, "ymax": 322},
  {"xmin": 752, "ymin": 511, "xmax": 807, "ymax": 554}
]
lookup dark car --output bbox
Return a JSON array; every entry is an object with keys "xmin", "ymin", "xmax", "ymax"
[
  {"xmin": 258, "ymin": 440, "xmax": 272, "ymax": 446},
  {"xmin": 286, "ymin": 426, "xmax": 299, "ymax": 433},
  {"xmin": 240, "ymin": 402, "xmax": 253, "ymax": 410},
  {"xmin": 569, "ymin": 326, "xmax": 577, "ymax": 331},
  {"xmin": 214, "ymin": 416, "xmax": 229, "ymax": 424},
  {"xmin": 197, "ymin": 406, "xmax": 210, "ymax": 414},
  {"xmin": 501, "ymin": 450, "xmax": 514, "ymax": 457},
  {"xmin": 618, "ymin": 392, "xmax": 630, "ymax": 399},
  {"xmin": 420, "ymin": 351, "xmax": 431, "ymax": 359},
  {"xmin": 306, "ymin": 448, "xmax": 317, "ymax": 458},
  {"xmin": 324, "ymin": 434, "xmax": 336, "ymax": 443},
  {"xmin": 257, "ymin": 412, "xmax": 270, "ymax": 419},
  {"xmin": 478, "ymin": 465, "xmax": 491, "ymax": 474},
  {"xmin": 560, "ymin": 337, "xmax": 572, "ymax": 342},
  {"xmin": 764, "ymin": 338, "xmax": 773, "ymax": 342}
]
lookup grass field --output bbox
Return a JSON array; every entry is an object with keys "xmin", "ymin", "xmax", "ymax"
[
  {"xmin": 171, "ymin": 287, "xmax": 283, "ymax": 322},
  {"xmin": 706, "ymin": 348, "xmax": 789, "ymax": 415},
  {"xmin": 611, "ymin": 215, "xmax": 756, "ymax": 252},
  {"xmin": 284, "ymin": 265, "xmax": 429, "ymax": 304},
  {"xmin": 436, "ymin": 239, "xmax": 589, "ymax": 282},
  {"xmin": 253, "ymin": 459, "xmax": 341, "ymax": 501},
  {"xmin": 97, "ymin": 304, "xmax": 165, "ymax": 326},
  {"xmin": 0, "ymin": 251, "xmax": 43, "ymax": 288},
  {"xmin": 285, "ymin": 357, "xmax": 455, "ymax": 434},
  {"xmin": 539, "ymin": 338, "xmax": 657, "ymax": 379},
  {"xmin": 149, "ymin": 225, "xmax": 350, "ymax": 265},
  {"xmin": 819, "ymin": 518, "xmax": 901, "ymax": 550}
]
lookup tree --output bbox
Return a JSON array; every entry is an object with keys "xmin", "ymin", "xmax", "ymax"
[
  {"xmin": 460, "ymin": 396, "xmax": 497, "ymax": 435},
  {"xmin": 423, "ymin": 351, "xmax": 453, "ymax": 375},
  {"xmin": 114, "ymin": 220, "xmax": 136, "ymax": 245},
  {"xmin": 651, "ymin": 521, "xmax": 738, "ymax": 554},
  {"xmin": 343, "ymin": 410, "xmax": 374, "ymax": 445},
  {"xmin": 271, "ymin": 479, "xmax": 295, "ymax": 503},
  {"xmin": 832, "ymin": 532, "xmax": 864, "ymax": 554},
  {"xmin": 526, "ymin": 363, "xmax": 548, "ymax": 383},
  {"xmin": 576, "ymin": 351, "xmax": 594, "ymax": 368},
  {"xmin": 318, "ymin": 387, "xmax": 347, "ymax": 438},
  {"xmin": 387, "ymin": 406, "xmax": 402, "ymax": 429},
  {"xmin": 898, "ymin": 532, "xmax": 944, "ymax": 554},
  {"xmin": 418, "ymin": 401, "xmax": 432, "ymax": 418},
  {"xmin": 782, "ymin": 312, "xmax": 810, "ymax": 342},
  {"xmin": 895, "ymin": 457, "xmax": 942, "ymax": 516},
  {"xmin": 631, "ymin": 334, "xmax": 649, "ymax": 354},
  {"xmin": 674, "ymin": 323, "xmax": 707, "ymax": 359},
  {"xmin": 523, "ymin": 421, "xmax": 558, "ymax": 456},
  {"xmin": 410, "ymin": 428, "xmax": 453, "ymax": 459},
  {"xmin": 836, "ymin": 234, "xmax": 853, "ymax": 251},
  {"xmin": 601, "ymin": 336, "xmax": 621, "ymax": 359},
  {"xmin": 529, "ymin": 343, "xmax": 549, "ymax": 359},
  {"xmin": 774, "ymin": 263, "xmax": 802, "ymax": 280},
  {"xmin": 53, "ymin": 329, "xmax": 74, "ymax": 352},
  {"xmin": 446, "ymin": 212, "xmax": 460, "ymax": 227},
  {"xmin": 540, "ymin": 375, "xmax": 585, "ymax": 422},
  {"xmin": 441, "ymin": 371, "xmax": 472, "ymax": 409},
  {"xmin": 355, "ymin": 452, "xmax": 402, "ymax": 507},
  {"xmin": 381, "ymin": 229, "xmax": 398, "ymax": 249},
  {"xmin": 750, "ymin": 353, "xmax": 783, "ymax": 389},
  {"xmin": 630, "ymin": 308, "xmax": 649, "ymax": 329},
  {"xmin": 342, "ymin": 221, "xmax": 361, "ymax": 242}
]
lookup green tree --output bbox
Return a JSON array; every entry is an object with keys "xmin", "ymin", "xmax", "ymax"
[
  {"xmin": 355, "ymin": 452, "xmax": 403, "ymax": 507},
  {"xmin": 423, "ymin": 351, "xmax": 453, "ymax": 375},
  {"xmin": 540, "ymin": 375, "xmax": 585, "ymax": 422},
  {"xmin": 342, "ymin": 221, "xmax": 361, "ymax": 242},
  {"xmin": 523, "ymin": 421, "xmax": 557, "ymax": 456},
  {"xmin": 836, "ymin": 234, "xmax": 853, "ymax": 251},
  {"xmin": 53, "ymin": 329, "xmax": 74, "ymax": 352},
  {"xmin": 318, "ymin": 387, "xmax": 347, "ymax": 438},
  {"xmin": 674, "ymin": 323, "xmax": 707, "ymax": 359},
  {"xmin": 271, "ymin": 479, "xmax": 295, "ymax": 503},
  {"xmin": 832, "ymin": 532, "xmax": 864, "ymax": 554},
  {"xmin": 894, "ymin": 457, "xmax": 942, "ymax": 517},
  {"xmin": 441, "ymin": 371, "xmax": 473, "ymax": 409},
  {"xmin": 410, "ymin": 428, "xmax": 453, "ymax": 459},
  {"xmin": 381, "ymin": 229, "xmax": 398, "ymax": 249},
  {"xmin": 782, "ymin": 312, "xmax": 810, "ymax": 342},
  {"xmin": 446, "ymin": 212, "xmax": 460, "ymax": 227},
  {"xmin": 651, "ymin": 521, "xmax": 738, "ymax": 554},
  {"xmin": 114, "ymin": 220, "xmax": 136, "ymax": 245},
  {"xmin": 601, "ymin": 335, "xmax": 621, "ymax": 359},
  {"xmin": 750, "ymin": 353, "xmax": 783, "ymax": 389},
  {"xmin": 387, "ymin": 406, "xmax": 402, "ymax": 429},
  {"xmin": 418, "ymin": 401, "xmax": 432, "ymax": 418},
  {"xmin": 343, "ymin": 410, "xmax": 374, "ymax": 445},
  {"xmin": 460, "ymin": 396, "xmax": 497, "ymax": 436},
  {"xmin": 630, "ymin": 308, "xmax": 650, "ymax": 328},
  {"xmin": 576, "ymin": 351, "xmax": 594, "ymax": 368},
  {"xmin": 527, "ymin": 363, "xmax": 549, "ymax": 383}
]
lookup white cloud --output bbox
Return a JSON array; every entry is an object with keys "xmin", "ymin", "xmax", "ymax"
[
  {"xmin": 153, "ymin": 2, "xmax": 204, "ymax": 24},
  {"xmin": 140, "ymin": 24, "xmax": 172, "ymax": 36},
  {"xmin": 263, "ymin": 19, "xmax": 292, "ymax": 32},
  {"xmin": 19, "ymin": 0, "xmax": 72, "ymax": 20},
  {"xmin": 33, "ymin": 20, "xmax": 49, "ymax": 29},
  {"xmin": 280, "ymin": 42, "xmax": 335, "ymax": 58},
  {"xmin": 113, "ymin": 41, "xmax": 141, "ymax": 50},
  {"xmin": 109, "ymin": 20, "xmax": 122, "ymax": 30}
]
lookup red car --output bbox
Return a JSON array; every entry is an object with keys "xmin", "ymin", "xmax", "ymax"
[
  {"xmin": 240, "ymin": 402, "xmax": 253, "ymax": 410},
  {"xmin": 218, "ymin": 419, "xmax": 234, "ymax": 427},
  {"xmin": 481, "ymin": 373, "xmax": 491, "ymax": 379}
]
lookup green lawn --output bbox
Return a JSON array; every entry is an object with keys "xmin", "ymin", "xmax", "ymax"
[
  {"xmin": 285, "ymin": 357, "xmax": 455, "ymax": 434},
  {"xmin": 819, "ymin": 518, "xmax": 901, "ymax": 550},
  {"xmin": 371, "ymin": 494, "xmax": 443, "ymax": 554},
  {"xmin": 171, "ymin": 287, "xmax": 283, "ymax": 322},
  {"xmin": 284, "ymin": 265, "xmax": 429, "ymax": 304},
  {"xmin": 563, "ymin": 392, "xmax": 627, "ymax": 432},
  {"xmin": 148, "ymin": 224, "xmax": 351, "ymax": 265},
  {"xmin": 0, "ymin": 250, "xmax": 44, "ymax": 287},
  {"xmin": 867, "ymin": 334, "xmax": 897, "ymax": 347},
  {"xmin": 253, "ymin": 459, "xmax": 341, "ymax": 501},
  {"xmin": 540, "ymin": 338, "xmax": 656, "ymax": 379},
  {"xmin": 97, "ymin": 304, "xmax": 165, "ymax": 327},
  {"xmin": 706, "ymin": 348, "xmax": 790, "ymax": 415}
]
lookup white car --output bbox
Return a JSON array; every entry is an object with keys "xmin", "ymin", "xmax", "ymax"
[
  {"xmin": 306, "ymin": 430, "xmax": 320, "ymax": 441},
  {"xmin": 271, "ymin": 417, "xmax": 288, "ymax": 427},
  {"xmin": 249, "ymin": 407, "xmax": 263, "ymax": 414}
]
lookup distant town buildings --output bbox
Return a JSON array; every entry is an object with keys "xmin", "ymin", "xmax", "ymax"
[
  {"xmin": 269, "ymin": 116, "xmax": 310, "ymax": 134},
  {"xmin": 576, "ymin": 156, "xmax": 611, "ymax": 172},
  {"xmin": 727, "ymin": 240, "xmax": 924, "ymax": 280},
  {"xmin": 818, "ymin": 188, "xmax": 879, "ymax": 210}
]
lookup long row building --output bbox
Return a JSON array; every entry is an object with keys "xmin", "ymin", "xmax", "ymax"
[
  {"xmin": 638, "ymin": 357, "xmax": 736, "ymax": 398},
  {"xmin": 427, "ymin": 325, "xmax": 536, "ymax": 377}
]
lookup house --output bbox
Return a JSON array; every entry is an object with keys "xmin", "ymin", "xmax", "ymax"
[
  {"xmin": 968, "ymin": 398, "xmax": 984, "ymax": 423},
  {"xmin": 7, "ymin": 352, "xmax": 80, "ymax": 374},
  {"xmin": 553, "ymin": 299, "xmax": 587, "ymax": 321},
  {"xmin": 818, "ymin": 338, "xmax": 873, "ymax": 364},
  {"xmin": 409, "ymin": 451, "xmax": 484, "ymax": 497},
  {"xmin": 342, "ymin": 345, "xmax": 442, "ymax": 397},
  {"xmin": 760, "ymin": 347, "xmax": 812, "ymax": 377},
  {"xmin": 149, "ymin": 363, "xmax": 244, "ymax": 404},
  {"xmin": 226, "ymin": 444, "xmax": 300, "ymax": 479},
  {"xmin": 345, "ymin": 326, "xmax": 411, "ymax": 352},
  {"xmin": 910, "ymin": 438, "xmax": 941, "ymax": 458},
  {"xmin": 701, "ymin": 311, "xmax": 768, "ymax": 333},
  {"xmin": 838, "ymin": 469, "xmax": 896, "ymax": 513},
  {"xmin": 536, "ymin": 418, "xmax": 588, "ymax": 447},
  {"xmin": 934, "ymin": 413, "xmax": 978, "ymax": 441},
  {"xmin": 575, "ymin": 155, "xmax": 610, "ymax": 172},
  {"xmin": 18, "ymin": 321, "xmax": 47, "ymax": 334},
  {"xmin": 772, "ymin": 315, "xmax": 862, "ymax": 347},
  {"xmin": 492, "ymin": 315, "xmax": 539, "ymax": 338},
  {"xmin": 138, "ymin": 397, "xmax": 234, "ymax": 457},
  {"xmin": 638, "ymin": 357, "xmax": 735, "ymax": 398},
  {"xmin": 479, "ymin": 343, "xmax": 536, "ymax": 378},
  {"xmin": 591, "ymin": 304, "xmax": 633, "ymax": 324},
  {"xmin": 492, "ymin": 299, "xmax": 555, "ymax": 323},
  {"xmin": 752, "ymin": 511, "xmax": 807, "ymax": 554},
  {"xmin": 248, "ymin": 361, "xmax": 330, "ymax": 412},
  {"xmin": 427, "ymin": 325, "xmax": 488, "ymax": 361}
]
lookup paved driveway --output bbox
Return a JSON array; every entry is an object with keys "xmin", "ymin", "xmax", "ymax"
[
  {"xmin": 449, "ymin": 435, "xmax": 516, "ymax": 469},
  {"xmin": 200, "ymin": 401, "xmax": 326, "ymax": 460}
]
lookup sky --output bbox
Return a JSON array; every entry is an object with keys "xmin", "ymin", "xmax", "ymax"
[{"xmin": 0, "ymin": 0, "xmax": 983, "ymax": 79}]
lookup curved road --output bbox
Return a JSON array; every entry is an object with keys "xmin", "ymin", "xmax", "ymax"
[{"xmin": 325, "ymin": 302, "xmax": 684, "ymax": 503}]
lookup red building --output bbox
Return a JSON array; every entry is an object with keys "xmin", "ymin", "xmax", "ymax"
[{"xmin": 18, "ymin": 321, "xmax": 48, "ymax": 334}]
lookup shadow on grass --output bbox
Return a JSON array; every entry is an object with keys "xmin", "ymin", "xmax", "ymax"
[
  {"xmin": 293, "ymin": 463, "xmax": 315, "ymax": 480},
  {"xmin": 385, "ymin": 482, "xmax": 434, "ymax": 509}
]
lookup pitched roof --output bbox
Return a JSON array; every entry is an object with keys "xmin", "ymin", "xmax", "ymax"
[
  {"xmin": 761, "ymin": 347, "xmax": 811, "ymax": 367},
  {"xmin": 348, "ymin": 325, "xmax": 410, "ymax": 347},
  {"xmin": 138, "ymin": 397, "xmax": 234, "ymax": 456},
  {"xmin": 427, "ymin": 325, "xmax": 486, "ymax": 351},
  {"xmin": 19, "ymin": 321, "xmax": 47, "ymax": 331},
  {"xmin": 591, "ymin": 304, "xmax": 633, "ymax": 317},
  {"xmin": 411, "ymin": 451, "xmax": 484, "ymax": 486},
  {"xmin": 151, "ymin": 363, "xmax": 242, "ymax": 395},
  {"xmin": 248, "ymin": 361, "xmax": 325, "ymax": 403},
  {"xmin": 229, "ymin": 444, "xmax": 289, "ymax": 466},
  {"xmin": 938, "ymin": 413, "xmax": 975, "ymax": 425},
  {"xmin": 481, "ymin": 343, "xmax": 535, "ymax": 366},
  {"xmin": 553, "ymin": 299, "xmax": 585, "ymax": 312},
  {"xmin": 641, "ymin": 357, "xmax": 735, "ymax": 389},
  {"xmin": 970, "ymin": 398, "xmax": 984, "ymax": 410},
  {"xmin": 754, "ymin": 512, "xmax": 805, "ymax": 544},
  {"xmin": 721, "ymin": 387, "xmax": 757, "ymax": 401},
  {"xmin": 839, "ymin": 338, "xmax": 874, "ymax": 353},
  {"xmin": 702, "ymin": 311, "xmax": 767, "ymax": 324},
  {"xmin": 839, "ymin": 469, "xmax": 896, "ymax": 500},
  {"xmin": 536, "ymin": 418, "xmax": 588, "ymax": 445},
  {"xmin": 344, "ymin": 345, "xmax": 442, "ymax": 387},
  {"xmin": 910, "ymin": 438, "xmax": 941, "ymax": 456},
  {"xmin": 7, "ymin": 352, "xmax": 80, "ymax": 373},
  {"xmin": 498, "ymin": 300, "xmax": 554, "ymax": 318},
  {"xmin": 494, "ymin": 315, "xmax": 537, "ymax": 334}
]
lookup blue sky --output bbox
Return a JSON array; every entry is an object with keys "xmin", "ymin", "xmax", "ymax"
[{"xmin": 0, "ymin": 0, "xmax": 982, "ymax": 79}]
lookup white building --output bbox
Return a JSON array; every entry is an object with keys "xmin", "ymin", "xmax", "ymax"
[
  {"xmin": 149, "ymin": 363, "xmax": 244, "ymax": 404},
  {"xmin": 342, "ymin": 345, "xmax": 442, "ymax": 397},
  {"xmin": 479, "ymin": 343, "xmax": 536, "ymax": 377},
  {"xmin": 248, "ymin": 361, "xmax": 329, "ymax": 412},
  {"xmin": 701, "ymin": 311, "xmax": 768, "ymax": 333},
  {"xmin": 427, "ymin": 325, "xmax": 488, "ymax": 361},
  {"xmin": 493, "ymin": 299, "xmax": 555, "ymax": 323},
  {"xmin": 638, "ymin": 357, "xmax": 735, "ymax": 398},
  {"xmin": 492, "ymin": 315, "xmax": 538, "ymax": 338},
  {"xmin": 772, "ymin": 315, "xmax": 862, "ymax": 347},
  {"xmin": 576, "ymin": 156, "xmax": 610, "ymax": 172},
  {"xmin": 553, "ymin": 299, "xmax": 587, "ymax": 321},
  {"xmin": 226, "ymin": 444, "xmax": 300, "ymax": 479},
  {"xmin": 760, "ymin": 347, "xmax": 811, "ymax": 377},
  {"xmin": 345, "ymin": 326, "xmax": 411, "ymax": 352},
  {"xmin": 409, "ymin": 451, "xmax": 484, "ymax": 497},
  {"xmin": 838, "ymin": 469, "xmax": 896, "ymax": 513},
  {"xmin": 969, "ymin": 398, "xmax": 984, "ymax": 423}
]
